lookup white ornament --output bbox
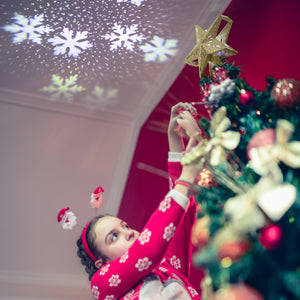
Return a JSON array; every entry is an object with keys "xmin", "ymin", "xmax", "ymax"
[
  {"xmin": 257, "ymin": 184, "xmax": 296, "ymax": 221},
  {"xmin": 208, "ymin": 78, "xmax": 235, "ymax": 102}
]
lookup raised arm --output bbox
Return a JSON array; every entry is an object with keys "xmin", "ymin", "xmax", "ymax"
[
  {"xmin": 168, "ymin": 102, "xmax": 199, "ymax": 153},
  {"xmin": 91, "ymin": 137, "xmax": 203, "ymax": 300},
  {"xmin": 168, "ymin": 102, "xmax": 202, "ymax": 183}
]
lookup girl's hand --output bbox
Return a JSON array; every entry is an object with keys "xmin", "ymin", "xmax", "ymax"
[
  {"xmin": 168, "ymin": 102, "xmax": 198, "ymax": 134},
  {"xmin": 168, "ymin": 102, "xmax": 201, "ymax": 153},
  {"xmin": 177, "ymin": 110, "xmax": 201, "ymax": 138},
  {"xmin": 180, "ymin": 135, "xmax": 204, "ymax": 182}
]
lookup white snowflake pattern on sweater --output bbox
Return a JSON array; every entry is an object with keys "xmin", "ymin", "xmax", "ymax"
[
  {"xmin": 138, "ymin": 228, "xmax": 152, "ymax": 245},
  {"xmin": 159, "ymin": 196, "xmax": 171, "ymax": 212},
  {"xmin": 135, "ymin": 257, "xmax": 152, "ymax": 271},
  {"xmin": 108, "ymin": 274, "xmax": 121, "ymax": 287},
  {"xmin": 188, "ymin": 286, "xmax": 199, "ymax": 297},
  {"xmin": 100, "ymin": 264, "xmax": 110, "ymax": 276},
  {"xmin": 170, "ymin": 255, "xmax": 181, "ymax": 269},
  {"xmin": 163, "ymin": 223, "xmax": 176, "ymax": 242},
  {"xmin": 124, "ymin": 289, "xmax": 135, "ymax": 299},
  {"xmin": 158, "ymin": 266, "xmax": 168, "ymax": 273},
  {"xmin": 120, "ymin": 251, "xmax": 129, "ymax": 263},
  {"xmin": 92, "ymin": 285, "xmax": 100, "ymax": 299}
]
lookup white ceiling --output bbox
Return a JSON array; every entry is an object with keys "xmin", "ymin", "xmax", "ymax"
[{"xmin": 0, "ymin": 1, "xmax": 231, "ymax": 299}]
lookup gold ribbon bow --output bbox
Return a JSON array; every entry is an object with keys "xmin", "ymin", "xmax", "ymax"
[
  {"xmin": 184, "ymin": 15, "xmax": 238, "ymax": 78},
  {"xmin": 182, "ymin": 107, "xmax": 241, "ymax": 166},
  {"xmin": 248, "ymin": 119, "xmax": 300, "ymax": 181},
  {"xmin": 275, "ymin": 119, "xmax": 300, "ymax": 168},
  {"xmin": 225, "ymin": 176, "xmax": 296, "ymax": 226}
]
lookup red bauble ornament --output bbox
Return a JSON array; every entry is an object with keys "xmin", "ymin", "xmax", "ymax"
[
  {"xmin": 239, "ymin": 89, "xmax": 254, "ymax": 105},
  {"xmin": 215, "ymin": 283, "xmax": 264, "ymax": 300},
  {"xmin": 192, "ymin": 216, "xmax": 210, "ymax": 248},
  {"xmin": 213, "ymin": 66, "xmax": 229, "ymax": 82},
  {"xmin": 271, "ymin": 78, "xmax": 300, "ymax": 109},
  {"xmin": 246, "ymin": 128, "xmax": 276, "ymax": 159},
  {"xmin": 218, "ymin": 241, "xmax": 251, "ymax": 261},
  {"xmin": 259, "ymin": 224, "xmax": 283, "ymax": 250},
  {"xmin": 201, "ymin": 83, "xmax": 211, "ymax": 98}
]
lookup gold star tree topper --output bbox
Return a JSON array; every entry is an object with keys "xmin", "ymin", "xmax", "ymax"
[{"xmin": 184, "ymin": 15, "xmax": 238, "ymax": 78}]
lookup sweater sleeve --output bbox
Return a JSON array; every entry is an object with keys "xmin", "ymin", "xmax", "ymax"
[
  {"xmin": 168, "ymin": 152, "xmax": 184, "ymax": 189},
  {"xmin": 91, "ymin": 190, "xmax": 189, "ymax": 300},
  {"xmin": 166, "ymin": 159, "xmax": 197, "ymax": 278}
]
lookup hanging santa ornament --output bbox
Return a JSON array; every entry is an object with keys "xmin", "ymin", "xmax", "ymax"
[
  {"xmin": 259, "ymin": 223, "xmax": 283, "ymax": 250},
  {"xmin": 57, "ymin": 207, "xmax": 78, "ymax": 230},
  {"xmin": 271, "ymin": 78, "xmax": 300, "ymax": 109},
  {"xmin": 90, "ymin": 186, "xmax": 104, "ymax": 209},
  {"xmin": 239, "ymin": 89, "xmax": 255, "ymax": 106}
]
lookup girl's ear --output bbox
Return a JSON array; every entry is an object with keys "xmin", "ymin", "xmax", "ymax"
[{"xmin": 95, "ymin": 259, "xmax": 104, "ymax": 269}]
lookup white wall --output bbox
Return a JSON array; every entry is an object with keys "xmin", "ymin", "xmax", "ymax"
[{"xmin": 0, "ymin": 96, "xmax": 138, "ymax": 299}]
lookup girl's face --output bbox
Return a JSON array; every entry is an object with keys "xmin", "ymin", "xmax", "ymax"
[{"xmin": 93, "ymin": 216, "xmax": 139, "ymax": 262}]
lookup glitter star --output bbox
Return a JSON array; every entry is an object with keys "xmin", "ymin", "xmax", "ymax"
[{"xmin": 184, "ymin": 15, "xmax": 238, "ymax": 78}]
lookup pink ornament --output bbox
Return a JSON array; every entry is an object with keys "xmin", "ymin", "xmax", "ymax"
[
  {"xmin": 90, "ymin": 186, "xmax": 104, "ymax": 209},
  {"xmin": 259, "ymin": 224, "xmax": 283, "ymax": 250},
  {"xmin": 239, "ymin": 89, "xmax": 254, "ymax": 105},
  {"xmin": 246, "ymin": 128, "xmax": 276, "ymax": 159}
]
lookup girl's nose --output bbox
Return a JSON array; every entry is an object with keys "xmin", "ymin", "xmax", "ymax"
[{"xmin": 125, "ymin": 229, "xmax": 134, "ymax": 241}]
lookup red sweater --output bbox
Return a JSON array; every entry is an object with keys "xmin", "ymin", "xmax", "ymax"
[{"xmin": 90, "ymin": 161, "xmax": 200, "ymax": 299}]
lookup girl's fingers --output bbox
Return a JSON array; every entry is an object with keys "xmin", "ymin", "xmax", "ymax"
[{"xmin": 185, "ymin": 136, "xmax": 198, "ymax": 152}]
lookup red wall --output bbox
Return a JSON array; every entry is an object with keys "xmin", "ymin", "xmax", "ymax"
[{"xmin": 118, "ymin": 0, "xmax": 300, "ymax": 293}]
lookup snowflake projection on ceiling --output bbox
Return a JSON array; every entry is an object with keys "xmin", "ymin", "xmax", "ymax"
[{"xmin": 0, "ymin": 0, "xmax": 195, "ymax": 104}]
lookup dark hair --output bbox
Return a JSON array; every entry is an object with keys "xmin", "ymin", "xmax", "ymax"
[{"xmin": 76, "ymin": 215, "xmax": 107, "ymax": 281}]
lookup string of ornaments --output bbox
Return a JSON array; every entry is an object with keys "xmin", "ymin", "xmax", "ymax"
[{"xmin": 184, "ymin": 15, "xmax": 300, "ymax": 300}]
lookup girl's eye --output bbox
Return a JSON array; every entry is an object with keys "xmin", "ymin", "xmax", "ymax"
[
  {"xmin": 123, "ymin": 224, "xmax": 129, "ymax": 229},
  {"xmin": 111, "ymin": 232, "xmax": 118, "ymax": 242}
]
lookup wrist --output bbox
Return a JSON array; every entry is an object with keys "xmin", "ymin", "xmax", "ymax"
[
  {"xmin": 175, "ymin": 179, "xmax": 193, "ymax": 188},
  {"xmin": 174, "ymin": 179, "xmax": 200, "ymax": 197},
  {"xmin": 179, "ymin": 170, "xmax": 198, "ymax": 183}
]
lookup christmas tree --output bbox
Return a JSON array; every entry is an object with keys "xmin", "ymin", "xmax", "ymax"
[{"xmin": 183, "ymin": 15, "xmax": 300, "ymax": 300}]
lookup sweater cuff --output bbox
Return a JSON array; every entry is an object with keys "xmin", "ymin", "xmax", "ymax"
[
  {"xmin": 166, "ymin": 189, "xmax": 189, "ymax": 210},
  {"xmin": 168, "ymin": 152, "xmax": 184, "ymax": 162}
]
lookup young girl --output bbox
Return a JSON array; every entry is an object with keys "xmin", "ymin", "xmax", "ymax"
[{"xmin": 77, "ymin": 103, "xmax": 203, "ymax": 299}]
